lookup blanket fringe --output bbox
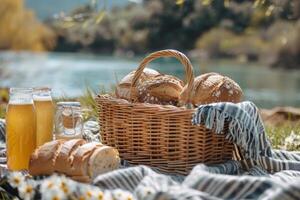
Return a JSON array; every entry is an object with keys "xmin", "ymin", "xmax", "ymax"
[{"xmin": 192, "ymin": 105, "xmax": 263, "ymax": 160}]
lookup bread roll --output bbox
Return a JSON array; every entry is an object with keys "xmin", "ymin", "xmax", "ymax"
[
  {"xmin": 29, "ymin": 140, "xmax": 64, "ymax": 176},
  {"xmin": 88, "ymin": 146, "xmax": 120, "ymax": 179},
  {"xmin": 54, "ymin": 139, "xmax": 86, "ymax": 174},
  {"xmin": 69, "ymin": 142, "xmax": 103, "ymax": 176},
  {"xmin": 115, "ymin": 68, "xmax": 160, "ymax": 100},
  {"xmin": 189, "ymin": 72, "xmax": 243, "ymax": 105},
  {"xmin": 137, "ymin": 75, "xmax": 184, "ymax": 105}
]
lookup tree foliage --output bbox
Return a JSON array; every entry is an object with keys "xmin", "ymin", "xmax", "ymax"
[
  {"xmin": 0, "ymin": 0, "xmax": 55, "ymax": 51},
  {"xmin": 49, "ymin": 0, "xmax": 299, "ymax": 55}
]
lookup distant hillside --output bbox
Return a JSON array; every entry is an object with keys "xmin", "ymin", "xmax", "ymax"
[{"xmin": 25, "ymin": 0, "xmax": 129, "ymax": 20}]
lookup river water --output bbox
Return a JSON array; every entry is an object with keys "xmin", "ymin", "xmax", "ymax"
[{"xmin": 0, "ymin": 51, "xmax": 299, "ymax": 108}]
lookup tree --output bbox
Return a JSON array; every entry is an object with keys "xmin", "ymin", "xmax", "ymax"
[{"xmin": 0, "ymin": 0, "xmax": 55, "ymax": 51}]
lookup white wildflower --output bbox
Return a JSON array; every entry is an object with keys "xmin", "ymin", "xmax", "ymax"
[
  {"xmin": 8, "ymin": 172, "xmax": 25, "ymax": 188},
  {"xmin": 284, "ymin": 131, "xmax": 300, "ymax": 150},
  {"xmin": 103, "ymin": 191, "xmax": 113, "ymax": 200},
  {"xmin": 41, "ymin": 186, "xmax": 66, "ymax": 200},
  {"xmin": 96, "ymin": 190, "xmax": 104, "ymax": 200},
  {"xmin": 58, "ymin": 176, "xmax": 77, "ymax": 195},
  {"xmin": 137, "ymin": 186, "xmax": 155, "ymax": 199},
  {"xmin": 111, "ymin": 189, "xmax": 134, "ymax": 200},
  {"xmin": 76, "ymin": 185, "xmax": 104, "ymax": 200},
  {"xmin": 40, "ymin": 175, "xmax": 69, "ymax": 200},
  {"xmin": 40, "ymin": 179, "xmax": 55, "ymax": 194},
  {"xmin": 18, "ymin": 181, "xmax": 35, "ymax": 200},
  {"xmin": 77, "ymin": 187, "xmax": 104, "ymax": 200}
]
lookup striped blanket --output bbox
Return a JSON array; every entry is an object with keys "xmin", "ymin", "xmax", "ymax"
[{"xmin": 1, "ymin": 102, "xmax": 300, "ymax": 200}]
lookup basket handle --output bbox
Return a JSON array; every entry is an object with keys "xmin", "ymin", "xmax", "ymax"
[{"xmin": 130, "ymin": 49, "xmax": 195, "ymax": 105}]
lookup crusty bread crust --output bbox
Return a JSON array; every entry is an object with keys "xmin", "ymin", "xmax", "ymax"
[
  {"xmin": 137, "ymin": 75, "xmax": 184, "ymax": 105},
  {"xmin": 29, "ymin": 139, "xmax": 120, "ymax": 183},
  {"xmin": 88, "ymin": 146, "xmax": 120, "ymax": 179},
  {"xmin": 29, "ymin": 140, "xmax": 65, "ymax": 176},
  {"xmin": 115, "ymin": 68, "xmax": 160, "ymax": 100},
  {"xmin": 70, "ymin": 175, "xmax": 91, "ymax": 183},
  {"xmin": 54, "ymin": 139, "xmax": 86, "ymax": 174},
  {"xmin": 191, "ymin": 73, "xmax": 243, "ymax": 105},
  {"xmin": 69, "ymin": 142, "xmax": 103, "ymax": 176}
]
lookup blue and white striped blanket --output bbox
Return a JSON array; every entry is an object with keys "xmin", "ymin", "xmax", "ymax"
[
  {"xmin": 1, "ymin": 102, "xmax": 300, "ymax": 200},
  {"xmin": 192, "ymin": 101, "xmax": 300, "ymax": 173}
]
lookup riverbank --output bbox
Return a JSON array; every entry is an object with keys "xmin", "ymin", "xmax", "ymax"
[
  {"xmin": 2, "ymin": 1, "xmax": 299, "ymax": 69},
  {"xmin": 0, "ymin": 87, "xmax": 299, "ymax": 151},
  {"xmin": 45, "ymin": 0, "xmax": 300, "ymax": 69},
  {"xmin": 1, "ymin": 51, "xmax": 300, "ymax": 108}
]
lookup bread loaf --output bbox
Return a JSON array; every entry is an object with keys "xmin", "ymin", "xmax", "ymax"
[
  {"xmin": 69, "ymin": 142, "xmax": 103, "ymax": 176},
  {"xmin": 28, "ymin": 140, "xmax": 120, "ymax": 182},
  {"xmin": 115, "ymin": 68, "xmax": 160, "ymax": 100},
  {"xmin": 71, "ymin": 175, "xmax": 91, "ymax": 183},
  {"xmin": 54, "ymin": 139, "xmax": 86, "ymax": 174},
  {"xmin": 29, "ymin": 140, "xmax": 65, "ymax": 176},
  {"xmin": 188, "ymin": 72, "xmax": 243, "ymax": 105},
  {"xmin": 88, "ymin": 146, "xmax": 120, "ymax": 179},
  {"xmin": 137, "ymin": 75, "xmax": 184, "ymax": 105}
]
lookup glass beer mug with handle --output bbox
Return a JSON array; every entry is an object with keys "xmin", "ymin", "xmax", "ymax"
[
  {"xmin": 33, "ymin": 87, "xmax": 54, "ymax": 147},
  {"xmin": 6, "ymin": 88, "xmax": 36, "ymax": 170},
  {"xmin": 55, "ymin": 102, "xmax": 83, "ymax": 140}
]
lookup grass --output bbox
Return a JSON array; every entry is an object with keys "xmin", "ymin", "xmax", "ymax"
[
  {"xmin": 266, "ymin": 123, "xmax": 300, "ymax": 151},
  {"xmin": 0, "ymin": 87, "xmax": 299, "ymax": 151}
]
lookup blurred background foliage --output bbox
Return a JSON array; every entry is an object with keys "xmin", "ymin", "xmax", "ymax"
[
  {"xmin": 0, "ymin": 0, "xmax": 299, "ymax": 68},
  {"xmin": 0, "ymin": 0, "xmax": 300, "ymax": 150},
  {"xmin": 45, "ymin": 0, "xmax": 300, "ymax": 69},
  {"xmin": 0, "ymin": 0, "xmax": 56, "ymax": 51}
]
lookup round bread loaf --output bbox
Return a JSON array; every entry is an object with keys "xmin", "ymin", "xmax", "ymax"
[
  {"xmin": 190, "ymin": 72, "xmax": 243, "ymax": 105},
  {"xmin": 115, "ymin": 68, "xmax": 160, "ymax": 100},
  {"xmin": 137, "ymin": 74, "xmax": 184, "ymax": 105}
]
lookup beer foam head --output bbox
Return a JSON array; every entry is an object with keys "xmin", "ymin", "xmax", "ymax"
[
  {"xmin": 33, "ymin": 95, "xmax": 52, "ymax": 101},
  {"xmin": 9, "ymin": 99, "xmax": 34, "ymax": 105}
]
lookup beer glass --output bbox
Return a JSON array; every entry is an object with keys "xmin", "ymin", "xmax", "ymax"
[
  {"xmin": 33, "ymin": 87, "xmax": 54, "ymax": 147},
  {"xmin": 55, "ymin": 102, "xmax": 83, "ymax": 140},
  {"xmin": 6, "ymin": 88, "xmax": 36, "ymax": 170}
]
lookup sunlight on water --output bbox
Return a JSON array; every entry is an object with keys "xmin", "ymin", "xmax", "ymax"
[{"xmin": 0, "ymin": 51, "xmax": 300, "ymax": 108}]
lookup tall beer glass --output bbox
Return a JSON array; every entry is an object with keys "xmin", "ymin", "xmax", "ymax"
[
  {"xmin": 6, "ymin": 88, "xmax": 36, "ymax": 170},
  {"xmin": 33, "ymin": 87, "xmax": 54, "ymax": 147}
]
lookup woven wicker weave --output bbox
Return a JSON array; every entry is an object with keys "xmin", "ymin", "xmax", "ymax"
[{"xmin": 96, "ymin": 50, "xmax": 233, "ymax": 175}]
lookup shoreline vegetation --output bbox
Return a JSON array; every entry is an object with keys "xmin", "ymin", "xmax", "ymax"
[
  {"xmin": 0, "ymin": 87, "xmax": 300, "ymax": 151},
  {"xmin": 0, "ymin": 0, "xmax": 56, "ymax": 51},
  {"xmin": 47, "ymin": 0, "xmax": 300, "ymax": 69},
  {"xmin": 0, "ymin": 1, "xmax": 299, "ymax": 148},
  {"xmin": 0, "ymin": 0, "xmax": 299, "ymax": 69}
]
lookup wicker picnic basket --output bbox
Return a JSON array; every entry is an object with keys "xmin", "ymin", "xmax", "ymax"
[{"xmin": 96, "ymin": 50, "xmax": 233, "ymax": 175}]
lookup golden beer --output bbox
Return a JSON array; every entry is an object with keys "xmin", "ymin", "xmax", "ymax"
[
  {"xmin": 33, "ymin": 88, "xmax": 54, "ymax": 147},
  {"xmin": 6, "ymin": 88, "xmax": 36, "ymax": 170}
]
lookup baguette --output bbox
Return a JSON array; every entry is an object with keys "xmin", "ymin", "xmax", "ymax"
[
  {"xmin": 28, "ymin": 139, "xmax": 120, "ymax": 182},
  {"xmin": 29, "ymin": 140, "xmax": 64, "ymax": 176},
  {"xmin": 69, "ymin": 142, "xmax": 103, "ymax": 176},
  {"xmin": 88, "ymin": 146, "xmax": 120, "ymax": 179},
  {"xmin": 54, "ymin": 139, "xmax": 86, "ymax": 174}
]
